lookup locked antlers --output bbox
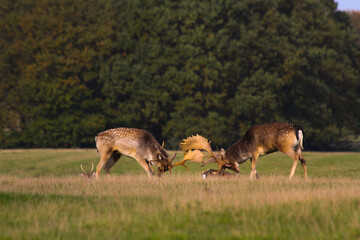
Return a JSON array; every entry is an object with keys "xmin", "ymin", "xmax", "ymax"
[
  {"xmin": 172, "ymin": 135, "xmax": 232, "ymax": 173},
  {"xmin": 171, "ymin": 149, "xmax": 204, "ymax": 169},
  {"xmin": 151, "ymin": 141, "xmax": 177, "ymax": 175}
]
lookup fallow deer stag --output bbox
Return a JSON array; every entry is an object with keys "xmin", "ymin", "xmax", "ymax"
[
  {"xmin": 94, "ymin": 128, "xmax": 176, "ymax": 178},
  {"xmin": 173, "ymin": 122, "xmax": 307, "ymax": 180}
]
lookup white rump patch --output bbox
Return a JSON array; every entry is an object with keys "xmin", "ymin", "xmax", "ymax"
[
  {"xmin": 294, "ymin": 130, "xmax": 304, "ymax": 150},
  {"xmin": 298, "ymin": 130, "xmax": 304, "ymax": 149}
]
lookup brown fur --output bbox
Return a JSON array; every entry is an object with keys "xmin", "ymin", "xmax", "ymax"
[
  {"xmin": 95, "ymin": 128, "xmax": 174, "ymax": 178},
  {"xmin": 211, "ymin": 122, "xmax": 307, "ymax": 180}
]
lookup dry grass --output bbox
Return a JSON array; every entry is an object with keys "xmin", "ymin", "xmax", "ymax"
[
  {"xmin": 1, "ymin": 174, "xmax": 360, "ymax": 239},
  {"xmin": 1, "ymin": 174, "xmax": 360, "ymax": 210},
  {"xmin": 1, "ymin": 150, "xmax": 360, "ymax": 239}
]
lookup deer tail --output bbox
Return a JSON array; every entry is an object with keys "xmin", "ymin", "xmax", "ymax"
[{"xmin": 295, "ymin": 127, "xmax": 304, "ymax": 150}]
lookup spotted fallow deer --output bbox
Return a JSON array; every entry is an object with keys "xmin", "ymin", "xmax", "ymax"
[
  {"xmin": 93, "ymin": 128, "xmax": 176, "ymax": 178},
  {"xmin": 173, "ymin": 122, "xmax": 307, "ymax": 180}
]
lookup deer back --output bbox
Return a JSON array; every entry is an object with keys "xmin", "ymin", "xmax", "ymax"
[
  {"xmin": 225, "ymin": 122, "xmax": 304, "ymax": 162},
  {"xmin": 95, "ymin": 128, "xmax": 163, "ymax": 160}
]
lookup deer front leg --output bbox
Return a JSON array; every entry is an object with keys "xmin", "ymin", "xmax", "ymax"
[
  {"xmin": 299, "ymin": 153, "xmax": 307, "ymax": 180},
  {"xmin": 135, "ymin": 155, "xmax": 155, "ymax": 177}
]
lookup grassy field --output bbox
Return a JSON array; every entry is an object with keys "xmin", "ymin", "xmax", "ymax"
[{"xmin": 0, "ymin": 149, "xmax": 360, "ymax": 239}]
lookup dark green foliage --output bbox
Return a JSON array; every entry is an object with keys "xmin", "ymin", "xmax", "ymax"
[
  {"xmin": 349, "ymin": 11, "xmax": 360, "ymax": 42},
  {"xmin": 1, "ymin": 0, "xmax": 359, "ymax": 149}
]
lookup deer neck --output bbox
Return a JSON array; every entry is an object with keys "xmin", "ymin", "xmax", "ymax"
[{"xmin": 225, "ymin": 139, "xmax": 252, "ymax": 163}]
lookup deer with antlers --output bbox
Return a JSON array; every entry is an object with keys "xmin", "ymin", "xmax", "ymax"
[
  {"xmin": 172, "ymin": 122, "xmax": 307, "ymax": 180},
  {"xmin": 85, "ymin": 128, "xmax": 176, "ymax": 178}
]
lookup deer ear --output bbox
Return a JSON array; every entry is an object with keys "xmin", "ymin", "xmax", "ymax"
[
  {"xmin": 220, "ymin": 148, "xmax": 226, "ymax": 157},
  {"xmin": 155, "ymin": 144, "xmax": 160, "ymax": 151}
]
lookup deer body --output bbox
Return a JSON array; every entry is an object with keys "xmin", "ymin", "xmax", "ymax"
[
  {"xmin": 95, "ymin": 128, "xmax": 174, "ymax": 178},
  {"xmin": 223, "ymin": 122, "xmax": 306, "ymax": 179},
  {"xmin": 184, "ymin": 122, "xmax": 307, "ymax": 179}
]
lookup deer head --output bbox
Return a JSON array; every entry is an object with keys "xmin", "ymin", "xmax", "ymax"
[
  {"xmin": 152, "ymin": 141, "xmax": 176, "ymax": 176},
  {"xmin": 80, "ymin": 163, "xmax": 95, "ymax": 178}
]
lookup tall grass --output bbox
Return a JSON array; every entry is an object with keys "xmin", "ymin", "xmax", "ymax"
[{"xmin": 0, "ymin": 150, "xmax": 360, "ymax": 239}]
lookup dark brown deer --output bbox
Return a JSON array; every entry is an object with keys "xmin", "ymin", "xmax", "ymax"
[
  {"xmin": 173, "ymin": 122, "xmax": 307, "ymax": 180},
  {"xmin": 94, "ymin": 128, "xmax": 176, "ymax": 177}
]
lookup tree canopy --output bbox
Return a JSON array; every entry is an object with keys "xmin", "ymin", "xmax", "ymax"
[{"xmin": 1, "ymin": 0, "xmax": 359, "ymax": 150}]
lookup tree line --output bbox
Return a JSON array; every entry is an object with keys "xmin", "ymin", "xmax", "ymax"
[{"xmin": 1, "ymin": 0, "xmax": 359, "ymax": 150}]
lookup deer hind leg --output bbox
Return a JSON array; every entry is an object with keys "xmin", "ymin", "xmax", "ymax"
[
  {"xmin": 134, "ymin": 154, "xmax": 155, "ymax": 177},
  {"xmin": 289, "ymin": 156, "xmax": 299, "ymax": 180},
  {"xmin": 299, "ymin": 153, "xmax": 307, "ymax": 180},
  {"xmin": 104, "ymin": 151, "xmax": 122, "ymax": 175},
  {"xmin": 96, "ymin": 150, "xmax": 113, "ymax": 178},
  {"xmin": 249, "ymin": 153, "xmax": 260, "ymax": 180},
  {"xmin": 283, "ymin": 147, "xmax": 300, "ymax": 180}
]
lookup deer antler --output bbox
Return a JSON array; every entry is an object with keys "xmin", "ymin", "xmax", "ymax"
[
  {"xmin": 172, "ymin": 135, "xmax": 226, "ymax": 170},
  {"xmin": 171, "ymin": 149, "xmax": 204, "ymax": 169},
  {"xmin": 180, "ymin": 135, "xmax": 212, "ymax": 155},
  {"xmin": 149, "ymin": 149, "xmax": 176, "ymax": 176},
  {"xmin": 80, "ymin": 164, "xmax": 86, "ymax": 173},
  {"xmin": 80, "ymin": 163, "xmax": 94, "ymax": 178}
]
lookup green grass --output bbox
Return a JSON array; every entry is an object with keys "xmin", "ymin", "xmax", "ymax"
[{"xmin": 0, "ymin": 149, "xmax": 360, "ymax": 239}]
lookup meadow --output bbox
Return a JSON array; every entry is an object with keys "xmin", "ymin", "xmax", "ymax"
[{"xmin": 0, "ymin": 149, "xmax": 360, "ymax": 239}]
